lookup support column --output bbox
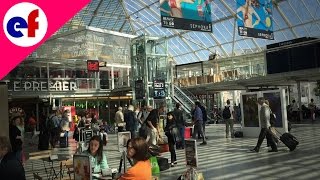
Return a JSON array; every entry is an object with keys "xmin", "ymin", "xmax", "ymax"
[
  {"xmin": 297, "ymin": 81, "xmax": 303, "ymax": 121},
  {"xmin": 111, "ymin": 66, "xmax": 114, "ymax": 90},
  {"xmin": 36, "ymin": 103, "xmax": 39, "ymax": 131},
  {"xmin": 0, "ymin": 84, "xmax": 9, "ymax": 137}
]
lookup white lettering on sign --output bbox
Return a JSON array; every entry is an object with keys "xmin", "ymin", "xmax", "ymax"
[
  {"xmin": 11, "ymin": 80, "xmax": 77, "ymax": 92},
  {"xmin": 154, "ymin": 82, "xmax": 164, "ymax": 88}
]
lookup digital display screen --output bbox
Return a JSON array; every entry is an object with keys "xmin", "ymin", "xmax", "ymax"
[
  {"xmin": 87, "ymin": 60, "xmax": 99, "ymax": 72},
  {"xmin": 153, "ymin": 79, "xmax": 165, "ymax": 99}
]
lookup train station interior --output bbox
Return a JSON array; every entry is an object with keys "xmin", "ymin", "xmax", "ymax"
[{"xmin": 1, "ymin": 0, "xmax": 320, "ymax": 179}]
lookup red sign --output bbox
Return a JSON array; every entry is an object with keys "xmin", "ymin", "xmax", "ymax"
[{"xmin": 87, "ymin": 60, "xmax": 99, "ymax": 72}]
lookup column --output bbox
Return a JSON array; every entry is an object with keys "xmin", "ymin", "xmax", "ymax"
[
  {"xmin": 297, "ymin": 81, "xmax": 303, "ymax": 121},
  {"xmin": 0, "ymin": 84, "xmax": 9, "ymax": 137},
  {"xmin": 111, "ymin": 66, "xmax": 114, "ymax": 90}
]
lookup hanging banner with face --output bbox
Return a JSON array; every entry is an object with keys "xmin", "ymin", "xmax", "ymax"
[
  {"xmin": 236, "ymin": 0, "xmax": 274, "ymax": 39},
  {"xmin": 160, "ymin": 0, "xmax": 213, "ymax": 32}
]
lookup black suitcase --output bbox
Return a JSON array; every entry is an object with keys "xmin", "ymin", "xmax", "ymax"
[
  {"xmin": 60, "ymin": 132, "xmax": 68, "ymax": 148},
  {"xmin": 156, "ymin": 157, "xmax": 169, "ymax": 171},
  {"xmin": 234, "ymin": 131, "xmax": 243, "ymax": 138},
  {"xmin": 279, "ymin": 133, "xmax": 299, "ymax": 151},
  {"xmin": 38, "ymin": 132, "xmax": 49, "ymax": 150}
]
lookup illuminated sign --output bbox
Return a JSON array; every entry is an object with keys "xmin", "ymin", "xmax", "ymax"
[
  {"xmin": 153, "ymin": 79, "xmax": 165, "ymax": 99},
  {"xmin": 87, "ymin": 60, "xmax": 99, "ymax": 72}
]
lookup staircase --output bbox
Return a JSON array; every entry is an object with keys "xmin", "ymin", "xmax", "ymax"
[
  {"xmin": 172, "ymin": 85, "xmax": 195, "ymax": 114},
  {"xmin": 172, "ymin": 85, "xmax": 212, "ymax": 121}
]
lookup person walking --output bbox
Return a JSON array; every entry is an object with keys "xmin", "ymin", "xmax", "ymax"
[
  {"xmin": 115, "ymin": 107, "xmax": 125, "ymax": 132},
  {"xmin": 251, "ymin": 97, "xmax": 278, "ymax": 152},
  {"xmin": 173, "ymin": 103, "xmax": 185, "ymax": 149},
  {"xmin": 192, "ymin": 102, "xmax": 207, "ymax": 145},
  {"xmin": 146, "ymin": 105, "xmax": 166, "ymax": 145},
  {"xmin": 223, "ymin": 100, "xmax": 235, "ymax": 138},
  {"xmin": 165, "ymin": 112, "xmax": 178, "ymax": 167}
]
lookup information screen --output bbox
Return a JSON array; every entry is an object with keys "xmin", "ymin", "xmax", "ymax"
[{"xmin": 153, "ymin": 79, "xmax": 165, "ymax": 99}]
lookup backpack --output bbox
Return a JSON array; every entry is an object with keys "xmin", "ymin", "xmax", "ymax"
[
  {"xmin": 222, "ymin": 106, "xmax": 231, "ymax": 119},
  {"xmin": 269, "ymin": 108, "xmax": 276, "ymax": 126}
]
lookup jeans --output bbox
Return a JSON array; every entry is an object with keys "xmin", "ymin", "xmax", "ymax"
[
  {"xmin": 168, "ymin": 142, "xmax": 176, "ymax": 163},
  {"xmin": 177, "ymin": 125, "xmax": 185, "ymax": 147},
  {"xmin": 192, "ymin": 121, "xmax": 206, "ymax": 143}
]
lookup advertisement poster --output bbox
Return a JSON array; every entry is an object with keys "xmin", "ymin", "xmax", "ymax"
[
  {"xmin": 242, "ymin": 93, "xmax": 259, "ymax": 127},
  {"xmin": 118, "ymin": 131, "xmax": 131, "ymax": 152},
  {"xmin": 236, "ymin": 0, "xmax": 274, "ymax": 39},
  {"xmin": 185, "ymin": 139, "xmax": 198, "ymax": 168},
  {"xmin": 160, "ymin": 0, "xmax": 213, "ymax": 32},
  {"xmin": 263, "ymin": 91, "xmax": 283, "ymax": 127},
  {"xmin": 73, "ymin": 155, "xmax": 92, "ymax": 180}
]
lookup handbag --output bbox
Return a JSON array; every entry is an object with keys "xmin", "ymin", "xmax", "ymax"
[{"xmin": 150, "ymin": 156, "xmax": 160, "ymax": 175}]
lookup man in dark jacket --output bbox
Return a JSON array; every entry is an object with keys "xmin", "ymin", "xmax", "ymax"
[
  {"xmin": 198, "ymin": 104, "xmax": 208, "ymax": 139},
  {"xmin": 173, "ymin": 103, "xmax": 185, "ymax": 149},
  {"xmin": 0, "ymin": 136, "xmax": 26, "ymax": 180}
]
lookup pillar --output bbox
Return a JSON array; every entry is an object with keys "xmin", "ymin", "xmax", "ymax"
[
  {"xmin": 0, "ymin": 84, "xmax": 9, "ymax": 137},
  {"xmin": 297, "ymin": 81, "xmax": 303, "ymax": 121}
]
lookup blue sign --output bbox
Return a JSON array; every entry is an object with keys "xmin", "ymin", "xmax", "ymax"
[
  {"xmin": 160, "ymin": 0, "xmax": 213, "ymax": 32},
  {"xmin": 236, "ymin": 0, "xmax": 274, "ymax": 40}
]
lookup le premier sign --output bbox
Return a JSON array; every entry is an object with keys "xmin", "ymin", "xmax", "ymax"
[{"xmin": 11, "ymin": 80, "xmax": 77, "ymax": 92}]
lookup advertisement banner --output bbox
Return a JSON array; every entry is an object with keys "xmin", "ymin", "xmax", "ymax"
[
  {"xmin": 160, "ymin": 0, "xmax": 213, "ymax": 32},
  {"xmin": 185, "ymin": 139, "xmax": 198, "ymax": 168},
  {"xmin": 263, "ymin": 91, "xmax": 283, "ymax": 127},
  {"xmin": 236, "ymin": 0, "xmax": 274, "ymax": 39},
  {"xmin": 242, "ymin": 93, "xmax": 259, "ymax": 127}
]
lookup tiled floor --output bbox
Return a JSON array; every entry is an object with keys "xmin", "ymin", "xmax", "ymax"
[{"xmin": 24, "ymin": 123, "xmax": 320, "ymax": 180}]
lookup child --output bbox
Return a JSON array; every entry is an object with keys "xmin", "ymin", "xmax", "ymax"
[{"xmin": 164, "ymin": 112, "xmax": 178, "ymax": 167}]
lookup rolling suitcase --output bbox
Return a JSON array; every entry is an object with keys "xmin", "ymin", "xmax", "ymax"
[{"xmin": 275, "ymin": 129, "xmax": 299, "ymax": 151}]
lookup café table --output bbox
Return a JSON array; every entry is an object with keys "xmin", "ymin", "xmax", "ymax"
[{"xmin": 42, "ymin": 155, "xmax": 71, "ymax": 180}]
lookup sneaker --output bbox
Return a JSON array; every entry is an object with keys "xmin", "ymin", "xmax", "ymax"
[
  {"xmin": 200, "ymin": 142, "xmax": 207, "ymax": 145},
  {"xmin": 170, "ymin": 163, "xmax": 175, "ymax": 167},
  {"xmin": 174, "ymin": 161, "xmax": 177, "ymax": 165}
]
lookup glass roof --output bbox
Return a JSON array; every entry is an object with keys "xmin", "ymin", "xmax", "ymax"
[{"xmin": 56, "ymin": 0, "xmax": 320, "ymax": 64}]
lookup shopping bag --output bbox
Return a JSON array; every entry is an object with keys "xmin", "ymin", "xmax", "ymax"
[{"xmin": 150, "ymin": 156, "xmax": 160, "ymax": 175}]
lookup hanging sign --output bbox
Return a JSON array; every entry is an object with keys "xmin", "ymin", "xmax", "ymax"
[
  {"xmin": 236, "ymin": 0, "xmax": 274, "ymax": 39},
  {"xmin": 160, "ymin": 0, "xmax": 213, "ymax": 32}
]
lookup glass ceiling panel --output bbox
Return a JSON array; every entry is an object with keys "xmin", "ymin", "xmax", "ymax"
[
  {"xmin": 184, "ymin": 32, "xmax": 216, "ymax": 48},
  {"xmin": 291, "ymin": 0, "xmax": 313, "ymax": 23},
  {"xmin": 272, "ymin": 7, "xmax": 288, "ymax": 30},
  {"xmin": 195, "ymin": 50, "xmax": 210, "ymax": 62},
  {"xmin": 278, "ymin": 1, "xmax": 301, "ymax": 26},
  {"xmin": 170, "ymin": 37, "xmax": 191, "ymax": 55},
  {"xmin": 50, "ymin": 0, "xmax": 320, "ymax": 64},
  {"xmin": 176, "ymin": 53, "xmax": 199, "ymax": 64},
  {"xmin": 304, "ymin": 23, "xmax": 320, "ymax": 37},
  {"xmin": 211, "ymin": 0, "xmax": 232, "ymax": 20},
  {"xmin": 304, "ymin": 0, "xmax": 320, "ymax": 19}
]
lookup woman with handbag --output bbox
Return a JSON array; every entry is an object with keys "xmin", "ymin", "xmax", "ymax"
[{"xmin": 164, "ymin": 112, "xmax": 178, "ymax": 167}]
